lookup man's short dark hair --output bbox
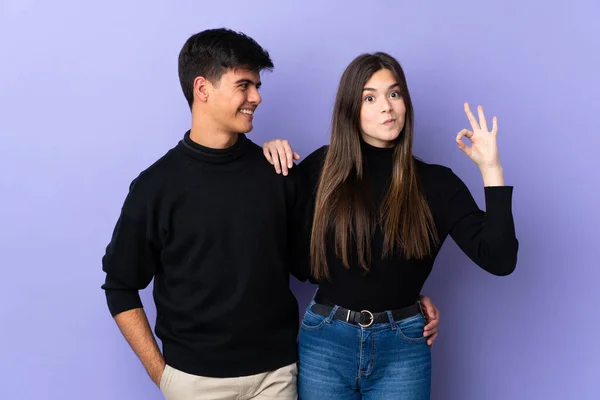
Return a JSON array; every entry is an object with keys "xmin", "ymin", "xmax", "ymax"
[{"xmin": 178, "ymin": 28, "xmax": 274, "ymax": 108}]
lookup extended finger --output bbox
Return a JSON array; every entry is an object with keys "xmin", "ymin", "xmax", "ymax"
[
  {"xmin": 477, "ymin": 105, "xmax": 488, "ymax": 132},
  {"xmin": 282, "ymin": 141, "xmax": 294, "ymax": 169},
  {"xmin": 271, "ymin": 144, "xmax": 282, "ymax": 174},
  {"xmin": 275, "ymin": 141, "xmax": 289, "ymax": 175},
  {"xmin": 464, "ymin": 102, "xmax": 481, "ymax": 131},
  {"xmin": 262, "ymin": 145, "xmax": 274, "ymax": 164},
  {"xmin": 492, "ymin": 116, "xmax": 498, "ymax": 135}
]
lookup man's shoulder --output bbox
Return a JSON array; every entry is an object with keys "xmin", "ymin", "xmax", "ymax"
[{"xmin": 126, "ymin": 147, "xmax": 182, "ymax": 199}]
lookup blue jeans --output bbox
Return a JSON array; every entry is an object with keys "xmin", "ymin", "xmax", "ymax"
[{"xmin": 298, "ymin": 297, "xmax": 431, "ymax": 400}]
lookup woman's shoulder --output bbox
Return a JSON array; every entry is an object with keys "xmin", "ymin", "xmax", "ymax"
[
  {"xmin": 295, "ymin": 145, "xmax": 329, "ymax": 191},
  {"xmin": 299, "ymin": 145, "xmax": 329, "ymax": 173},
  {"xmin": 413, "ymin": 157, "xmax": 465, "ymax": 193},
  {"xmin": 414, "ymin": 157, "xmax": 453, "ymax": 176}
]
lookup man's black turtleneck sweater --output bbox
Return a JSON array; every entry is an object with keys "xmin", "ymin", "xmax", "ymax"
[{"xmin": 101, "ymin": 131, "xmax": 301, "ymax": 378}]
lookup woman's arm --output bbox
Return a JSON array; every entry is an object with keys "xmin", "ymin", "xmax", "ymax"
[{"xmin": 444, "ymin": 103, "xmax": 518, "ymax": 275}]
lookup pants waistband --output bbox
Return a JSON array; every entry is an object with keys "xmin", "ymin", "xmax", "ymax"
[{"xmin": 310, "ymin": 292, "xmax": 423, "ymax": 328}]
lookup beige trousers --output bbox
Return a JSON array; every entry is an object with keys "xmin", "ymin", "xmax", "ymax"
[{"xmin": 159, "ymin": 362, "xmax": 297, "ymax": 400}]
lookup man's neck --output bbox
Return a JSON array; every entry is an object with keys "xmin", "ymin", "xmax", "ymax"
[
  {"xmin": 189, "ymin": 128, "xmax": 239, "ymax": 149},
  {"xmin": 190, "ymin": 114, "xmax": 239, "ymax": 149}
]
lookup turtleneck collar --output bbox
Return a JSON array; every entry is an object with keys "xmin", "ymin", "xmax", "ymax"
[
  {"xmin": 178, "ymin": 130, "xmax": 249, "ymax": 163},
  {"xmin": 359, "ymin": 138, "xmax": 395, "ymax": 168}
]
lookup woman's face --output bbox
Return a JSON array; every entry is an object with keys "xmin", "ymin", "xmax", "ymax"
[{"xmin": 359, "ymin": 68, "xmax": 406, "ymax": 148}]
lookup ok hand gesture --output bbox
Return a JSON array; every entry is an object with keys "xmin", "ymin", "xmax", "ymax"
[{"xmin": 456, "ymin": 103, "xmax": 505, "ymax": 186}]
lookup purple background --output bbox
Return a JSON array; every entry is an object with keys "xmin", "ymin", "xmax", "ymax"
[{"xmin": 1, "ymin": 1, "xmax": 598, "ymax": 399}]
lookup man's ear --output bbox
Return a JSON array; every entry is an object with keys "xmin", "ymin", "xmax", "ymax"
[{"xmin": 194, "ymin": 76, "xmax": 210, "ymax": 103}]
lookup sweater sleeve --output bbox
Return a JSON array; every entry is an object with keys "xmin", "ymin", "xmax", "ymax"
[
  {"xmin": 285, "ymin": 166, "xmax": 311, "ymax": 282},
  {"xmin": 441, "ymin": 168, "xmax": 518, "ymax": 276},
  {"xmin": 101, "ymin": 180, "xmax": 161, "ymax": 316},
  {"xmin": 286, "ymin": 146, "xmax": 328, "ymax": 283}
]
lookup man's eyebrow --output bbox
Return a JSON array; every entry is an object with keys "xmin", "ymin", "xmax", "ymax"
[{"xmin": 234, "ymin": 79, "xmax": 262, "ymax": 87}]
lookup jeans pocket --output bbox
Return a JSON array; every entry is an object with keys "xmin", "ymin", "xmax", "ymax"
[
  {"xmin": 396, "ymin": 314, "xmax": 428, "ymax": 343},
  {"xmin": 300, "ymin": 304, "xmax": 327, "ymax": 331}
]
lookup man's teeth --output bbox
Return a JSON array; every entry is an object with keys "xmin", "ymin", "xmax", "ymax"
[{"xmin": 240, "ymin": 109, "xmax": 253, "ymax": 115}]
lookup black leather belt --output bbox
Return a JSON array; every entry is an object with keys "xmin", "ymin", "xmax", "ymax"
[{"xmin": 310, "ymin": 292, "xmax": 423, "ymax": 328}]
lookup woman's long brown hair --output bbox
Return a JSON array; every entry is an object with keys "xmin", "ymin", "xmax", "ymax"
[{"xmin": 310, "ymin": 52, "xmax": 438, "ymax": 281}]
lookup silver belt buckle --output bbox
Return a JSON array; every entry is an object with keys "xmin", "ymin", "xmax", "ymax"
[{"xmin": 358, "ymin": 310, "xmax": 374, "ymax": 327}]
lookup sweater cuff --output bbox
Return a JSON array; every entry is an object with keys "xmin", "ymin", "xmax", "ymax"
[
  {"xmin": 484, "ymin": 186, "xmax": 514, "ymax": 211},
  {"xmin": 105, "ymin": 289, "xmax": 143, "ymax": 317}
]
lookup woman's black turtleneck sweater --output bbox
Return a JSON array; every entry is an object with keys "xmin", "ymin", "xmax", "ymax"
[{"xmin": 295, "ymin": 140, "xmax": 518, "ymax": 312}]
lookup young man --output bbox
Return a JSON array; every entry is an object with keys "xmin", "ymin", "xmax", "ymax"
[{"xmin": 101, "ymin": 28, "xmax": 440, "ymax": 400}]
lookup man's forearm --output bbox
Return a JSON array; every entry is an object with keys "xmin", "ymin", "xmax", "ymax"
[{"xmin": 114, "ymin": 308, "xmax": 165, "ymax": 386}]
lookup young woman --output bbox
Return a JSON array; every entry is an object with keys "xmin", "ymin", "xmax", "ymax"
[{"xmin": 263, "ymin": 52, "xmax": 518, "ymax": 399}]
